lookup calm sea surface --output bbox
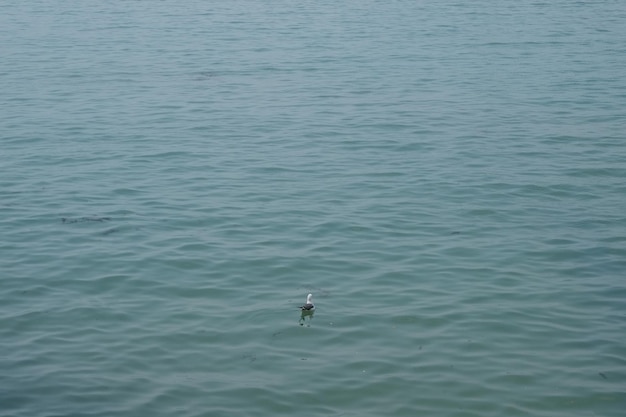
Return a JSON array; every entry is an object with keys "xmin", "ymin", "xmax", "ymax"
[{"xmin": 1, "ymin": 1, "xmax": 625, "ymax": 416}]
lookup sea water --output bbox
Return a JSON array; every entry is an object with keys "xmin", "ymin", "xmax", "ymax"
[{"xmin": 1, "ymin": 1, "xmax": 625, "ymax": 416}]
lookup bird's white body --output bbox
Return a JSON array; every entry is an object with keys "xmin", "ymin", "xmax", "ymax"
[{"xmin": 300, "ymin": 293, "xmax": 315, "ymax": 311}]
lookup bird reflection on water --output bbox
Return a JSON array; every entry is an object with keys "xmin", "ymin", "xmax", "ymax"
[{"xmin": 299, "ymin": 309, "xmax": 314, "ymax": 327}]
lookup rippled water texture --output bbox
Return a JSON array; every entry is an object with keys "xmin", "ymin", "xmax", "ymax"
[{"xmin": 1, "ymin": 1, "xmax": 625, "ymax": 416}]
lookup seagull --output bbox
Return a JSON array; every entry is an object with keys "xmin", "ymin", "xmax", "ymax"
[{"xmin": 300, "ymin": 293, "xmax": 315, "ymax": 311}]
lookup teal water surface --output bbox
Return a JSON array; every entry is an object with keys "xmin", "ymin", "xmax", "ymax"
[{"xmin": 1, "ymin": 1, "xmax": 625, "ymax": 416}]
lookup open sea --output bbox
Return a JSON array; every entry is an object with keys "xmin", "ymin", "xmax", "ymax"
[{"xmin": 1, "ymin": 1, "xmax": 625, "ymax": 416}]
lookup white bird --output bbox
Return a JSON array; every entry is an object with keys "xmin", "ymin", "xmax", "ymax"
[{"xmin": 300, "ymin": 293, "xmax": 315, "ymax": 311}]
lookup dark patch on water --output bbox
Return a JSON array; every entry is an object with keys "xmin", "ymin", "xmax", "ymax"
[
  {"xmin": 241, "ymin": 354, "xmax": 256, "ymax": 363},
  {"xmin": 599, "ymin": 372, "xmax": 607, "ymax": 380},
  {"xmin": 61, "ymin": 216, "xmax": 111, "ymax": 224},
  {"xmin": 194, "ymin": 71, "xmax": 218, "ymax": 81},
  {"xmin": 101, "ymin": 227, "xmax": 119, "ymax": 236}
]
